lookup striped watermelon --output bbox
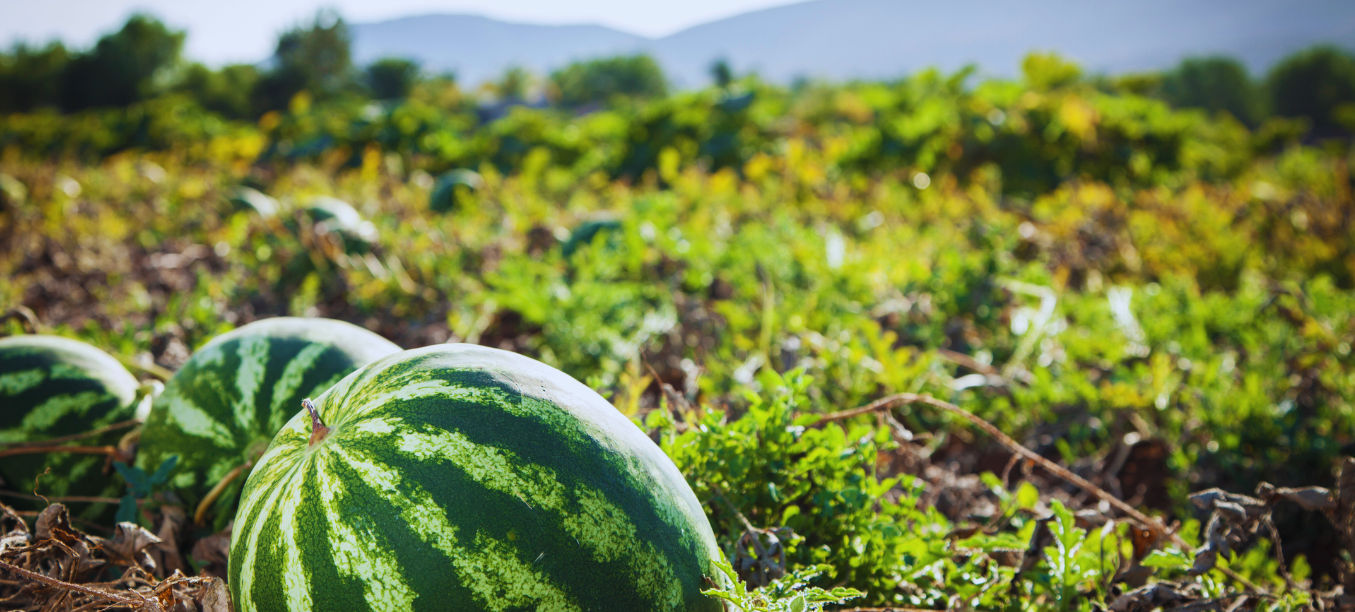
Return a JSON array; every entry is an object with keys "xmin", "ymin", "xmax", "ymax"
[
  {"xmin": 0, "ymin": 335, "xmax": 141, "ymax": 518},
  {"xmin": 229, "ymin": 344, "xmax": 723, "ymax": 612},
  {"xmin": 136, "ymin": 318, "xmax": 400, "ymax": 524}
]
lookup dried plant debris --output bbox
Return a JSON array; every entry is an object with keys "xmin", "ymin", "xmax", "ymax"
[{"xmin": 0, "ymin": 503, "xmax": 230, "ymax": 612}]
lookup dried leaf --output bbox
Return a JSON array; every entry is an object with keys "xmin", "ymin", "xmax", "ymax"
[
  {"xmin": 1109, "ymin": 582, "xmax": 1200, "ymax": 612},
  {"xmin": 197, "ymin": 577, "xmax": 232, "ymax": 612},
  {"xmin": 152, "ymin": 505, "xmax": 189, "ymax": 577},
  {"xmin": 190, "ymin": 524, "xmax": 232, "ymax": 580},
  {"xmin": 1272, "ymin": 486, "xmax": 1335, "ymax": 512},
  {"xmin": 104, "ymin": 521, "xmax": 162, "ymax": 572}
]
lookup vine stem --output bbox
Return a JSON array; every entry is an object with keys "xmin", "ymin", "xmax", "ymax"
[
  {"xmin": 0, "ymin": 419, "xmax": 141, "ymax": 450},
  {"xmin": 303, "ymin": 398, "xmax": 331, "ymax": 446},
  {"xmin": 820, "ymin": 393, "xmax": 1269, "ymax": 596},
  {"xmin": 0, "ymin": 558, "xmax": 161, "ymax": 611},
  {"xmin": 194, "ymin": 460, "xmax": 253, "ymax": 526},
  {"xmin": 0, "ymin": 445, "xmax": 118, "ymax": 459}
]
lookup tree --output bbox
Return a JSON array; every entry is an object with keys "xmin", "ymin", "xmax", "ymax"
[
  {"xmin": 1266, "ymin": 45, "xmax": 1355, "ymax": 136},
  {"xmin": 0, "ymin": 42, "xmax": 70, "ymax": 113},
  {"xmin": 367, "ymin": 58, "xmax": 421, "ymax": 100},
  {"xmin": 495, "ymin": 66, "xmax": 534, "ymax": 102},
  {"xmin": 710, "ymin": 58, "xmax": 734, "ymax": 89},
  {"xmin": 253, "ymin": 10, "xmax": 356, "ymax": 113},
  {"xmin": 1160, "ymin": 56, "xmax": 1260, "ymax": 125},
  {"xmin": 59, "ymin": 14, "xmax": 184, "ymax": 111},
  {"xmin": 551, "ymin": 55, "xmax": 667, "ymax": 108},
  {"xmin": 1022, "ymin": 52, "xmax": 1081, "ymax": 91},
  {"xmin": 174, "ymin": 63, "xmax": 260, "ymax": 119}
]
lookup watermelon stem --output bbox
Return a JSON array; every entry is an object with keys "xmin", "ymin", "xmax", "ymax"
[{"xmin": 302, "ymin": 398, "xmax": 331, "ymax": 446}]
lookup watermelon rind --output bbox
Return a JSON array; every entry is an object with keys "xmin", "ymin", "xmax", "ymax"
[
  {"xmin": 0, "ymin": 335, "xmax": 140, "ymax": 518},
  {"xmin": 229, "ymin": 343, "xmax": 724, "ymax": 612},
  {"xmin": 136, "ymin": 317, "xmax": 400, "ymax": 522}
]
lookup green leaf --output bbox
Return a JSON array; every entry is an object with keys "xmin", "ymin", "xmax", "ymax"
[
  {"xmin": 149, "ymin": 455, "xmax": 179, "ymax": 485},
  {"xmin": 1142, "ymin": 548, "xmax": 1192, "ymax": 570},
  {"xmin": 113, "ymin": 461, "xmax": 148, "ymax": 494},
  {"xmin": 1015, "ymin": 482, "xmax": 1040, "ymax": 510},
  {"xmin": 957, "ymin": 532, "xmax": 1027, "ymax": 552},
  {"xmin": 115, "ymin": 492, "xmax": 138, "ymax": 524}
]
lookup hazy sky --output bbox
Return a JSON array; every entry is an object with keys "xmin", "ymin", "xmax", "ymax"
[{"xmin": 0, "ymin": 0, "xmax": 798, "ymax": 65}]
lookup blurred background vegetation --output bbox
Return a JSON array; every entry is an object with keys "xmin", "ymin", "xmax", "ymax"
[{"xmin": 3, "ymin": 10, "xmax": 1355, "ymax": 610}]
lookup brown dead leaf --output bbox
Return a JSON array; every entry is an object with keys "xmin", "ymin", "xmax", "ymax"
[
  {"xmin": 152, "ymin": 505, "xmax": 189, "ymax": 577},
  {"xmin": 104, "ymin": 521, "xmax": 162, "ymax": 572},
  {"xmin": 1271, "ymin": 486, "xmax": 1335, "ymax": 512},
  {"xmin": 190, "ymin": 523, "xmax": 232, "ymax": 580},
  {"xmin": 197, "ymin": 577, "xmax": 232, "ymax": 612}
]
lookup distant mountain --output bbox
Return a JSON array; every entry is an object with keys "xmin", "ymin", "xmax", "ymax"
[
  {"xmin": 350, "ymin": 14, "xmax": 645, "ymax": 86},
  {"xmin": 351, "ymin": 0, "xmax": 1355, "ymax": 87}
]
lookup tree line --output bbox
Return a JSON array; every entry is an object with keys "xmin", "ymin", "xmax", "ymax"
[{"xmin": 1, "ymin": 11, "xmax": 1353, "ymax": 138}]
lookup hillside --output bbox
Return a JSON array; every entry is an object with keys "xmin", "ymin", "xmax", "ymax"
[
  {"xmin": 352, "ymin": 0, "xmax": 1355, "ymax": 86},
  {"xmin": 351, "ymin": 14, "xmax": 646, "ymax": 85}
]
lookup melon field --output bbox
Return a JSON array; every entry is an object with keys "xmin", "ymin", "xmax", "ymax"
[{"xmin": 3, "ymin": 49, "xmax": 1355, "ymax": 611}]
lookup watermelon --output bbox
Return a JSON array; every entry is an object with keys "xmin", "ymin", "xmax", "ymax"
[
  {"xmin": 0, "ymin": 335, "xmax": 141, "ymax": 517},
  {"xmin": 136, "ymin": 318, "xmax": 400, "ymax": 524},
  {"xmin": 229, "ymin": 344, "xmax": 723, "ymax": 612}
]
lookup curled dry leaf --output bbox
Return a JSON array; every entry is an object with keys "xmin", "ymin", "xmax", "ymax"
[
  {"xmin": 0, "ymin": 502, "xmax": 233, "ymax": 612},
  {"xmin": 1108, "ymin": 582, "xmax": 1205, "ymax": 612},
  {"xmin": 190, "ymin": 523, "xmax": 232, "ymax": 581},
  {"xmin": 105, "ymin": 521, "xmax": 163, "ymax": 572}
]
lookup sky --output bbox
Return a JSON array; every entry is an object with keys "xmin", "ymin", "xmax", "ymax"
[{"xmin": 0, "ymin": 0, "xmax": 798, "ymax": 65}]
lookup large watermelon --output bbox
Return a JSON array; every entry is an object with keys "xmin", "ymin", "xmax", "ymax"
[
  {"xmin": 0, "ymin": 335, "xmax": 141, "ymax": 518},
  {"xmin": 136, "ymin": 318, "xmax": 400, "ymax": 524},
  {"xmin": 229, "ymin": 344, "xmax": 723, "ymax": 612}
]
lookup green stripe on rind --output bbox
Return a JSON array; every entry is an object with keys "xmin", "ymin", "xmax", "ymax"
[
  {"xmin": 136, "ymin": 318, "xmax": 400, "ymax": 525},
  {"xmin": 0, "ymin": 335, "xmax": 140, "ymax": 520},
  {"xmin": 229, "ymin": 344, "xmax": 723, "ymax": 612}
]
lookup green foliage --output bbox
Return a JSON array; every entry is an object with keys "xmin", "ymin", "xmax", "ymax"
[
  {"xmin": 659, "ymin": 370, "xmax": 940, "ymax": 599},
  {"xmin": 253, "ymin": 10, "xmax": 357, "ymax": 113},
  {"xmin": 551, "ymin": 54, "xmax": 668, "ymax": 107},
  {"xmin": 703, "ymin": 556, "xmax": 864, "ymax": 612},
  {"xmin": 59, "ymin": 14, "xmax": 184, "ymax": 111},
  {"xmin": 112, "ymin": 456, "xmax": 177, "ymax": 524},
  {"xmin": 174, "ymin": 63, "xmax": 260, "ymax": 120},
  {"xmin": 1266, "ymin": 45, "xmax": 1355, "ymax": 136},
  {"xmin": 1160, "ymin": 56, "xmax": 1261, "ymax": 125},
  {"xmin": 495, "ymin": 66, "xmax": 535, "ymax": 102},
  {"xmin": 0, "ymin": 42, "xmax": 70, "ymax": 113},
  {"xmin": 3, "ymin": 36, "xmax": 1354, "ymax": 609},
  {"xmin": 711, "ymin": 59, "xmax": 735, "ymax": 89},
  {"xmin": 366, "ymin": 57, "xmax": 422, "ymax": 100}
]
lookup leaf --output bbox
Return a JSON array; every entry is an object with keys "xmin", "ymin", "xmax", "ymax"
[
  {"xmin": 116, "ymin": 492, "xmax": 139, "ymax": 525},
  {"xmin": 149, "ymin": 455, "xmax": 179, "ymax": 485},
  {"xmin": 1141, "ymin": 548, "xmax": 1192, "ymax": 570},
  {"xmin": 1015, "ymin": 482, "xmax": 1040, "ymax": 510},
  {"xmin": 113, "ymin": 461, "xmax": 148, "ymax": 493},
  {"xmin": 957, "ymin": 532, "xmax": 1027, "ymax": 552}
]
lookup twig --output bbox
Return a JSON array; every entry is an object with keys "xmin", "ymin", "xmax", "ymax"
[
  {"xmin": 0, "ymin": 306, "xmax": 42, "ymax": 334},
  {"xmin": 0, "ymin": 420, "xmax": 141, "ymax": 450},
  {"xmin": 0, "ymin": 444, "xmax": 118, "ymax": 460},
  {"xmin": 819, "ymin": 393, "xmax": 1270, "ymax": 595},
  {"xmin": 194, "ymin": 461, "xmax": 252, "ymax": 526},
  {"xmin": 840, "ymin": 608, "xmax": 946, "ymax": 612},
  {"xmin": 0, "ymin": 558, "xmax": 158, "ymax": 611},
  {"xmin": 0, "ymin": 490, "xmax": 122, "ymax": 505},
  {"xmin": 113, "ymin": 354, "xmax": 173, "ymax": 381},
  {"xmin": 11, "ymin": 509, "xmax": 114, "ymax": 534}
]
